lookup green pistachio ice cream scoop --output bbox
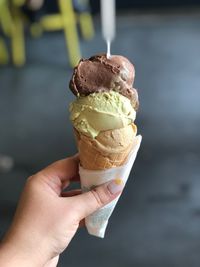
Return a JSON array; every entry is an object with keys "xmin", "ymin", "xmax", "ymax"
[{"xmin": 70, "ymin": 91, "xmax": 136, "ymax": 138}]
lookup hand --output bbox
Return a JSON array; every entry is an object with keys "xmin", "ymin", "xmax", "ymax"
[{"xmin": 0, "ymin": 155, "xmax": 123, "ymax": 267}]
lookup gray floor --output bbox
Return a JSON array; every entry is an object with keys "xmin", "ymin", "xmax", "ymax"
[{"xmin": 1, "ymin": 10, "xmax": 200, "ymax": 267}]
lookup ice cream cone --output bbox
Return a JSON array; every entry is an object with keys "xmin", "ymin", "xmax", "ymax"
[
  {"xmin": 79, "ymin": 135, "xmax": 142, "ymax": 238},
  {"xmin": 74, "ymin": 123, "xmax": 137, "ymax": 170},
  {"xmin": 68, "ymin": 54, "xmax": 141, "ymax": 237}
]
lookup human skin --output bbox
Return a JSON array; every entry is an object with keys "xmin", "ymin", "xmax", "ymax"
[{"xmin": 0, "ymin": 156, "xmax": 123, "ymax": 267}]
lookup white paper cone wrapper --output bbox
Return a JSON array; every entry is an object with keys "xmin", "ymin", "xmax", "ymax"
[{"xmin": 79, "ymin": 135, "xmax": 142, "ymax": 238}]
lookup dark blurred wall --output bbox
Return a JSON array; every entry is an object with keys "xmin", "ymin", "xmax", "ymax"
[
  {"xmin": 90, "ymin": 0, "xmax": 200, "ymax": 13},
  {"xmin": 39, "ymin": 0, "xmax": 200, "ymax": 14}
]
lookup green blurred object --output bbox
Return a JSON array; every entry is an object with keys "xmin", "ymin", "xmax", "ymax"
[
  {"xmin": 0, "ymin": 0, "xmax": 94, "ymax": 67},
  {"xmin": 0, "ymin": 37, "xmax": 9, "ymax": 65},
  {"xmin": 78, "ymin": 11, "xmax": 94, "ymax": 40},
  {"xmin": 0, "ymin": 0, "xmax": 26, "ymax": 66},
  {"xmin": 73, "ymin": 0, "xmax": 95, "ymax": 40},
  {"xmin": 39, "ymin": 0, "xmax": 94, "ymax": 67}
]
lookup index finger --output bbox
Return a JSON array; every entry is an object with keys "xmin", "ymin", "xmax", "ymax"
[{"xmin": 38, "ymin": 155, "xmax": 79, "ymax": 190}]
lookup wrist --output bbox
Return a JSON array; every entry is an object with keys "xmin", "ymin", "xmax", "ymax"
[{"xmin": 0, "ymin": 233, "xmax": 47, "ymax": 267}]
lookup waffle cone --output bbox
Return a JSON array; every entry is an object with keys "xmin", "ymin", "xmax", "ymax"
[{"xmin": 74, "ymin": 124, "xmax": 137, "ymax": 170}]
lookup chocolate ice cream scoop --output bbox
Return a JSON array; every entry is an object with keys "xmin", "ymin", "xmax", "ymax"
[{"xmin": 69, "ymin": 54, "xmax": 139, "ymax": 110}]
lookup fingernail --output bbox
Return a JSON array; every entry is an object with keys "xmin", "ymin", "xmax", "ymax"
[{"xmin": 107, "ymin": 178, "xmax": 124, "ymax": 195}]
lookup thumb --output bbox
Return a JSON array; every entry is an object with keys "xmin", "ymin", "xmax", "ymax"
[{"xmin": 71, "ymin": 179, "xmax": 124, "ymax": 220}]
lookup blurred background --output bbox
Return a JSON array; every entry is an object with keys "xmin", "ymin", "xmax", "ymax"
[{"xmin": 1, "ymin": 0, "xmax": 200, "ymax": 266}]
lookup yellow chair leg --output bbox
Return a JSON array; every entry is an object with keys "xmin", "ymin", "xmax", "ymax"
[
  {"xmin": 78, "ymin": 12, "xmax": 94, "ymax": 40},
  {"xmin": 0, "ymin": 2, "xmax": 13, "ymax": 36},
  {"xmin": 30, "ymin": 22, "xmax": 43, "ymax": 38},
  {"xmin": 40, "ymin": 14, "xmax": 63, "ymax": 31},
  {"xmin": 12, "ymin": 0, "xmax": 26, "ymax": 7},
  {"xmin": 0, "ymin": 37, "xmax": 9, "ymax": 64},
  {"xmin": 59, "ymin": 0, "xmax": 81, "ymax": 67},
  {"xmin": 11, "ymin": 11, "xmax": 25, "ymax": 66}
]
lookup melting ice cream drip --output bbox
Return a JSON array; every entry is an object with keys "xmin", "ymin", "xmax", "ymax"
[
  {"xmin": 101, "ymin": 0, "xmax": 115, "ymax": 59},
  {"xmin": 107, "ymin": 40, "xmax": 111, "ymax": 58}
]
